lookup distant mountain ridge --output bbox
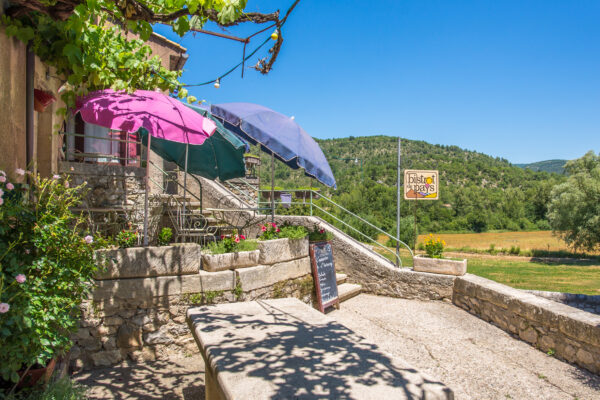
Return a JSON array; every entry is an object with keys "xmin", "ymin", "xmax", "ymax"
[{"xmin": 514, "ymin": 159, "xmax": 567, "ymax": 174}]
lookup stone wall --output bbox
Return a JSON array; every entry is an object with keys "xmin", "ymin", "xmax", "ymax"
[
  {"xmin": 453, "ymin": 274, "xmax": 600, "ymax": 374},
  {"xmin": 527, "ymin": 290, "xmax": 600, "ymax": 315},
  {"xmin": 272, "ymin": 215, "xmax": 455, "ymax": 301},
  {"xmin": 71, "ymin": 241, "xmax": 314, "ymax": 370}
]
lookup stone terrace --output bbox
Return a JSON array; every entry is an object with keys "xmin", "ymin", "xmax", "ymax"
[{"xmin": 75, "ymin": 294, "xmax": 600, "ymax": 399}]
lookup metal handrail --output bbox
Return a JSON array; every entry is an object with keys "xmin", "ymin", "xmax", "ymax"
[
  {"xmin": 148, "ymin": 160, "xmax": 203, "ymax": 205},
  {"xmin": 257, "ymin": 188, "xmax": 414, "ymax": 266}
]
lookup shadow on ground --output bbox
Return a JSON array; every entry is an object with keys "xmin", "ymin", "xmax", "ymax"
[{"xmin": 73, "ymin": 355, "xmax": 205, "ymax": 400}]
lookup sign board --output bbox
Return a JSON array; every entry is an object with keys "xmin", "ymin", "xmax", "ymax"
[
  {"xmin": 404, "ymin": 170, "xmax": 439, "ymax": 200},
  {"xmin": 309, "ymin": 241, "xmax": 339, "ymax": 313}
]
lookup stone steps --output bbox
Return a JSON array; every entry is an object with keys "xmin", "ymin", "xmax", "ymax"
[
  {"xmin": 336, "ymin": 273, "xmax": 347, "ymax": 285},
  {"xmin": 338, "ymin": 283, "xmax": 362, "ymax": 303}
]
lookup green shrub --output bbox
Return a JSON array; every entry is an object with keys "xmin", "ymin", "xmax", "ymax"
[
  {"xmin": 258, "ymin": 222, "xmax": 280, "ymax": 240},
  {"xmin": 205, "ymin": 234, "xmax": 257, "ymax": 254},
  {"xmin": 307, "ymin": 225, "xmax": 333, "ymax": 242},
  {"xmin": 278, "ymin": 225, "xmax": 308, "ymax": 240},
  {"xmin": 0, "ymin": 170, "xmax": 98, "ymax": 384},
  {"xmin": 116, "ymin": 230, "xmax": 138, "ymax": 248},
  {"xmin": 5, "ymin": 376, "xmax": 88, "ymax": 400},
  {"xmin": 509, "ymin": 246, "xmax": 521, "ymax": 255},
  {"xmin": 157, "ymin": 227, "xmax": 173, "ymax": 246}
]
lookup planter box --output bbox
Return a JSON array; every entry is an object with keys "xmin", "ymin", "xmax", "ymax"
[
  {"xmin": 413, "ymin": 256, "xmax": 467, "ymax": 276},
  {"xmin": 95, "ymin": 244, "xmax": 201, "ymax": 279},
  {"xmin": 258, "ymin": 237, "xmax": 309, "ymax": 264},
  {"xmin": 202, "ymin": 250, "xmax": 260, "ymax": 272}
]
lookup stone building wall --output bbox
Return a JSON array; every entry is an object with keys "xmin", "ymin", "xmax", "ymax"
[
  {"xmin": 71, "ymin": 241, "xmax": 314, "ymax": 370},
  {"xmin": 453, "ymin": 274, "xmax": 600, "ymax": 375}
]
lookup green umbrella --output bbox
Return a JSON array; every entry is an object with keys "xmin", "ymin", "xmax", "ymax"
[{"xmin": 140, "ymin": 104, "xmax": 247, "ymax": 181}]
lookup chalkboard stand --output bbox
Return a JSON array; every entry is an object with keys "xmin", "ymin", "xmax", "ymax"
[{"xmin": 309, "ymin": 241, "xmax": 340, "ymax": 313}]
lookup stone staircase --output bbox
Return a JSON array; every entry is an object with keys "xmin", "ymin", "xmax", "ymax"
[{"xmin": 336, "ymin": 273, "xmax": 362, "ymax": 303}]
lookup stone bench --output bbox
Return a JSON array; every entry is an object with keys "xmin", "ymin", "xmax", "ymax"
[{"xmin": 187, "ymin": 298, "xmax": 454, "ymax": 399}]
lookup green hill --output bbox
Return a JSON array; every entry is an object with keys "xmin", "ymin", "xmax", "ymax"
[
  {"xmin": 514, "ymin": 159, "xmax": 567, "ymax": 174},
  {"xmin": 255, "ymin": 136, "xmax": 565, "ymax": 241}
]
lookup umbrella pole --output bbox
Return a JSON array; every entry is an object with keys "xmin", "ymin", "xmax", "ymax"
[
  {"xmin": 183, "ymin": 144, "xmax": 189, "ymax": 230},
  {"xmin": 271, "ymin": 152, "xmax": 275, "ymax": 223},
  {"xmin": 143, "ymin": 133, "xmax": 152, "ymax": 247},
  {"xmin": 396, "ymin": 137, "xmax": 401, "ymax": 267}
]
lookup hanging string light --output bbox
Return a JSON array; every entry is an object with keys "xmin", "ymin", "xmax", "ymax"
[
  {"xmin": 214, "ymin": 78, "xmax": 221, "ymax": 89},
  {"xmin": 271, "ymin": 29, "xmax": 279, "ymax": 41}
]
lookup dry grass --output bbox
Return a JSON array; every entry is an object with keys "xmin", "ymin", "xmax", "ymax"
[{"xmin": 416, "ymin": 231, "xmax": 591, "ymax": 253}]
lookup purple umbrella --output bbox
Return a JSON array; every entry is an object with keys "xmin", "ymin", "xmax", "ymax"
[{"xmin": 75, "ymin": 89, "xmax": 217, "ymax": 144}]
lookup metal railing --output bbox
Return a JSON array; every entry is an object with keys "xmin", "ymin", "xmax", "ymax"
[
  {"xmin": 220, "ymin": 177, "xmax": 259, "ymax": 206},
  {"xmin": 257, "ymin": 189, "xmax": 413, "ymax": 267}
]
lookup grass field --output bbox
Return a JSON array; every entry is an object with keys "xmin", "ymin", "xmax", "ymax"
[{"xmin": 373, "ymin": 231, "xmax": 600, "ymax": 295}]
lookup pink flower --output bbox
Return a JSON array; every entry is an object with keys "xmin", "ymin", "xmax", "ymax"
[
  {"xmin": 276, "ymin": 228, "xmax": 280, "ymax": 233},
  {"xmin": 261, "ymin": 225, "xmax": 267, "ymax": 232},
  {"xmin": 0, "ymin": 303, "xmax": 9, "ymax": 313},
  {"xmin": 271, "ymin": 223, "xmax": 277, "ymax": 228},
  {"xmin": 0, "ymin": 176, "xmax": 5, "ymax": 183},
  {"xmin": 319, "ymin": 229, "xmax": 325, "ymax": 234},
  {"xmin": 5, "ymin": 182, "xmax": 13, "ymax": 190},
  {"xmin": 84, "ymin": 235, "xmax": 93, "ymax": 244},
  {"xmin": 240, "ymin": 235, "xmax": 246, "ymax": 240},
  {"xmin": 15, "ymin": 168, "xmax": 25, "ymax": 176},
  {"xmin": 15, "ymin": 274, "xmax": 26, "ymax": 284},
  {"xmin": 234, "ymin": 236, "xmax": 240, "ymax": 243},
  {"xmin": 220, "ymin": 235, "xmax": 224, "ymax": 239},
  {"xmin": 53, "ymin": 174, "xmax": 60, "ymax": 180},
  {"xmin": 64, "ymin": 181, "xmax": 70, "ymax": 188}
]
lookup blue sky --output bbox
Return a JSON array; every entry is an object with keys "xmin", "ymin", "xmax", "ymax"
[{"xmin": 154, "ymin": 0, "xmax": 600, "ymax": 164}]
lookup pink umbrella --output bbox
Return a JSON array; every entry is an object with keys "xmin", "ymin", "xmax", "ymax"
[
  {"xmin": 75, "ymin": 89, "xmax": 217, "ymax": 247},
  {"xmin": 75, "ymin": 89, "xmax": 217, "ymax": 144}
]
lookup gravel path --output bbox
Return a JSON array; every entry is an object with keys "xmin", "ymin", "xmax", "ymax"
[{"xmin": 330, "ymin": 294, "xmax": 600, "ymax": 400}]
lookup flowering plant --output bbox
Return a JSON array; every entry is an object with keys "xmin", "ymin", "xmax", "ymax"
[
  {"xmin": 0, "ymin": 170, "xmax": 98, "ymax": 383},
  {"xmin": 205, "ymin": 232, "xmax": 256, "ymax": 254},
  {"xmin": 424, "ymin": 234, "xmax": 445, "ymax": 258},
  {"xmin": 258, "ymin": 222, "xmax": 280, "ymax": 241},
  {"xmin": 116, "ymin": 229, "xmax": 139, "ymax": 248},
  {"xmin": 308, "ymin": 225, "xmax": 333, "ymax": 242}
]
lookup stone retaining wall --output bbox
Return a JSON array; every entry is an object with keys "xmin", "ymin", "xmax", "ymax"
[
  {"xmin": 71, "ymin": 241, "xmax": 314, "ymax": 370},
  {"xmin": 527, "ymin": 290, "xmax": 600, "ymax": 315},
  {"xmin": 453, "ymin": 274, "xmax": 600, "ymax": 374},
  {"xmin": 273, "ymin": 215, "xmax": 455, "ymax": 301}
]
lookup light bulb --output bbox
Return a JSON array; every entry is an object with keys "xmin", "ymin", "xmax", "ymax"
[
  {"xmin": 271, "ymin": 29, "xmax": 279, "ymax": 41},
  {"xmin": 214, "ymin": 78, "xmax": 220, "ymax": 89}
]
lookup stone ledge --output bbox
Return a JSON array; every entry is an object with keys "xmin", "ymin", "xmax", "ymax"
[
  {"xmin": 413, "ymin": 256, "xmax": 466, "ymax": 276},
  {"xmin": 201, "ymin": 250, "xmax": 260, "ymax": 272},
  {"xmin": 238, "ymin": 257, "xmax": 311, "ymax": 291},
  {"xmin": 91, "ymin": 271, "xmax": 234, "ymax": 302},
  {"xmin": 258, "ymin": 237, "xmax": 309, "ymax": 264},
  {"xmin": 96, "ymin": 244, "xmax": 201, "ymax": 279}
]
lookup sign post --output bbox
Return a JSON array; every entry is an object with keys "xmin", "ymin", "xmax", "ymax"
[{"xmin": 404, "ymin": 170, "xmax": 440, "ymax": 251}]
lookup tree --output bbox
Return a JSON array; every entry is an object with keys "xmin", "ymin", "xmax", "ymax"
[
  {"xmin": 547, "ymin": 151, "xmax": 600, "ymax": 251},
  {"xmin": 2, "ymin": 0, "xmax": 298, "ymax": 112}
]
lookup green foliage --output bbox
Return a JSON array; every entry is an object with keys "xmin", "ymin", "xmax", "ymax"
[
  {"xmin": 255, "ymin": 136, "xmax": 566, "ymax": 237},
  {"xmin": 157, "ymin": 227, "xmax": 173, "ymax": 246},
  {"xmin": 424, "ymin": 234, "xmax": 445, "ymax": 258},
  {"xmin": 384, "ymin": 217, "xmax": 416, "ymax": 248},
  {"xmin": 547, "ymin": 151, "xmax": 600, "ymax": 252},
  {"xmin": 516, "ymin": 160, "xmax": 567, "ymax": 175},
  {"xmin": 205, "ymin": 234, "xmax": 256, "ymax": 254},
  {"xmin": 258, "ymin": 223, "xmax": 308, "ymax": 241},
  {"xmin": 0, "ymin": 171, "xmax": 98, "ymax": 383},
  {"xmin": 1, "ymin": 1, "xmax": 250, "ymax": 111},
  {"xmin": 4, "ymin": 376, "xmax": 88, "ymax": 400},
  {"xmin": 115, "ymin": 230, "xmax": 139, "ymax": 248},
  {"xmin": 307, "ymin": 225, "xmax": 333, "ymax": 242}
]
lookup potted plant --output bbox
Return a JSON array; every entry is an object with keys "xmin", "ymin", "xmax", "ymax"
[
  {"xmin": 0, "ymin": 170, "xmax": 98, "ymax": 392},
  {"xmin": 202, "ymin": 233, "xmax": 259, "ymax": 272},
  {"xmin": 307, "ymin": 225, "xmax": 334, "ymax": 243},
  {"xmin": 257, "ymin": 223, "xmax": 309, "ymax": 264},
  {"xmin": 413, "ymin": 234, "xmax": 466, "ymax": 276}
]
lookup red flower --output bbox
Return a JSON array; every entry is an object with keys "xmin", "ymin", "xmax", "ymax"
[
  {"xmin": 261, "ymin": 225, "xmax": 267, "ymax": 232},
  {"xmin": 240, "ymin": 235, "xmax": 246, "ymax": 240},
  {"xmin": 319, "ymin": 229, "xmax": 325, "ymax": 234},
  {"xmin": 276, "ymin": 228, "xmax": 280, "ymax": 233},
  {"xmin": 220, "ymin": 235, "xmax": 224, "ymax": 239}
]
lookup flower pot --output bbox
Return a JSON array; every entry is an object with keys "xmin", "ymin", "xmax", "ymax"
[
  {"xmin": 258, "ymin": 237, "xmax": 309, "ymax": 264},
  {"xmin": 202, "ymin": 250, "xmax": 260, "ymax": 272},
  {"xmin": 413, "ymin": 255, "xmax": 467, "ymax": 276},
  {"xmin": 17, "ymin": 358, "xmax": 57, "ymax": 389}
]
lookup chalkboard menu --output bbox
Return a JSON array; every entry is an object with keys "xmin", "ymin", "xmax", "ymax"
[{"xmin": 309, "ymin": 241, "xmax": 339, "ymax": 312}]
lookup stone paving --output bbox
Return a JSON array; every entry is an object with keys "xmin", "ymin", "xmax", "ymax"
[
  {"xmin": 331, "ymin": 294, "xmax": 600, "ymax": 400},
  {"xmin": 74, "ymin": 294, "xmax": 600, "ymax": 399}
]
